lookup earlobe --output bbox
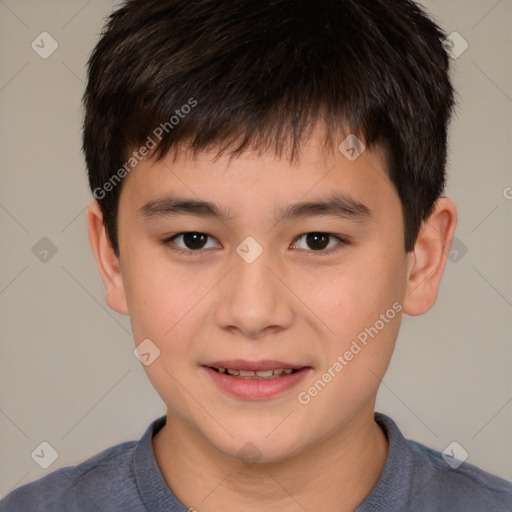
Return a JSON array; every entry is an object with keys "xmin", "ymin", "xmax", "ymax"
[
  {"xmin": 86, "ymin": 201, "xmax": 129, "ymax": 315},
  {"xmin": 403, "ymin": 198, "xmax": 457, "ymax": 316}
]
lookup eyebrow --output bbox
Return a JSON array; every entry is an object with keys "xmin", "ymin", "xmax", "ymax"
[
  {"xmin": 273, "ymin": 192, "xmax": 372, "ymax": 224},
  {"xmin": 138, "ymin": 192, "xmax": 372, "ymax": 224}
]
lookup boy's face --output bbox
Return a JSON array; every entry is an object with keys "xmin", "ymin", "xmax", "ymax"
[{"xmin": 111, "ymin": 127, "xmax": 412, "ymax": 461}]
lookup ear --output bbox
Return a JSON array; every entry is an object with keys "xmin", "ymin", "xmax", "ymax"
[
  {"xmin": 403, "ymin": 197, "xmax": 457, "ymax": 316},
  {"xmin": 87, "ymin": 201, "xmax": 129, "ymax": 315}
]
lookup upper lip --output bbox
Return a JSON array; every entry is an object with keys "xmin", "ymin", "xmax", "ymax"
[{"xmin": 204, "ymin": 360, "xmax": 308, "ymax": 371}]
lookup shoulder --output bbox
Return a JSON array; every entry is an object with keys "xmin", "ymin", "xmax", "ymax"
[
  {"xmin": 0, "ymin": 439, "xmax": 139, "ymax": 512},
  {"xmin": 407, "ymin": 438, "xmax": 512, "ymax": 509},
  {"xmin": 373, "ymin": 413, "xmax": 512, "ymax": 511}
]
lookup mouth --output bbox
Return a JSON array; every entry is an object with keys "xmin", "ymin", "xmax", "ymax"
[
  {"xmin": 202, "ymin": 360, "xmax": 311, "ymax": 400},
  {"xmin": 208, "ymin": 367, "xmax": 298, "ymax": 379}
]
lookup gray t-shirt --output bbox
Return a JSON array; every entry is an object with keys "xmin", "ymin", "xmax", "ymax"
[{"xmin": 1, "ymin": 413, "xmax": 511, "ymax": 511}]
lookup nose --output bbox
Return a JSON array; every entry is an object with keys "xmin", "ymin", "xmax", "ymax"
[{"xmin": 214, "ymin": 248, "xmax": 295, "ymax": 339}]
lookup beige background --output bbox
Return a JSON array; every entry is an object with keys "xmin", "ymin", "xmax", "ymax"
[{"xmin": 0, "ymin": 0, "xmax": 511, "ymax": 496}]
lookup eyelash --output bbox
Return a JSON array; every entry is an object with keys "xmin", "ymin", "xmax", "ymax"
[{"xmin": 162, "ymin": 232, "xmax": 349, "ymax": 257}]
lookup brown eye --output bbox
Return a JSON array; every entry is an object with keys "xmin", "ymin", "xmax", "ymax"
[
  {"xmin": 291, "ymin": 232, "xmax": 346, "ymax": 253},
  {"xmin": 305, "ymin": 233, "xmax": 330, "ymax": 250},
  {"xmin": 166, "ymin": 232, "xmax": 221, "ymax": 253},
  {"xmin": 181, "ymin": 232, "xmax": 208, "ymax": 250}
]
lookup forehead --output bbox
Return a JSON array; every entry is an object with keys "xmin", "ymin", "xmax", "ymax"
[{"xmin": 118, "ymin": 128, "xmax": 399, "ymax": 227}]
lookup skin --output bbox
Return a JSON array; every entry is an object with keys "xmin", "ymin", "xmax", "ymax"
[{"xmin": 88, "ymin": 125, "xmax": 457, "ymax": 511}]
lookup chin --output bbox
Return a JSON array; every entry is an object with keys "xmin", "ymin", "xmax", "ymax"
[
  {"xmin": 225, "ymin": 439, "xmax": 305, "ymax": 466},
  {"xmin": 207, "ymin": 420, "xmax": 308, "ymax": 465}
]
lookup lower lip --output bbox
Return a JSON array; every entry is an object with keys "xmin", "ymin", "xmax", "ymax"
[{"xmin": 203, "ymin": 366, "xmax": 311, "ymax": 400}]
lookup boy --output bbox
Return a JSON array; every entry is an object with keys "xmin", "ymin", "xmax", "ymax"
[{"xmin": 1, "ymin": 0, "xmax": 511, "ymax": 510}]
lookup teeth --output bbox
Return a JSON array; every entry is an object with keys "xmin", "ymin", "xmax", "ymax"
[
  {"xmin": 216, "ymin": 367, "xmax": 296, "ymax": 379},
  {"xmin": 255, "ymin": 370, "xmax": 273, "ymax": 378}
]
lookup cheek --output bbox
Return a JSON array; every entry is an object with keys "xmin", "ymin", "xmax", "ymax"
[
  {"xmin": 122, "ymin": 253, "xmax": 207, "ymax": 418},
  {"xmin": 125, "ymin": 278, "xmax": 172, "ymax": 342},
  {"xmin": 308, "ymin": 256, "xmax": 403, "ymax": 331},
  {"xmin": 121, "ymin": 248, "xmax": 194, "ymax": 343},
  {"xmin": 300, "ymin": 247, "xmax": 406, "ymax": 388}
]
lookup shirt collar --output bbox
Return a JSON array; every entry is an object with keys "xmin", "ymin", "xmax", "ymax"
[
  {"xmin": 132, "ymin": 412, "xmax": 413, "ymax": 512},
  {"xmin": 133, "ymin": 415, "xmax": 188, "ymax": 511},
  {"xmin": 355, "ymin": 412, "xmax": 414, "ymax": 512}
]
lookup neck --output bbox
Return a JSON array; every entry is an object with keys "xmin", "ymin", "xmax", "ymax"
[{"xmin": 153, "ymin": 402, "xmax": 388, "ymax": 512}]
